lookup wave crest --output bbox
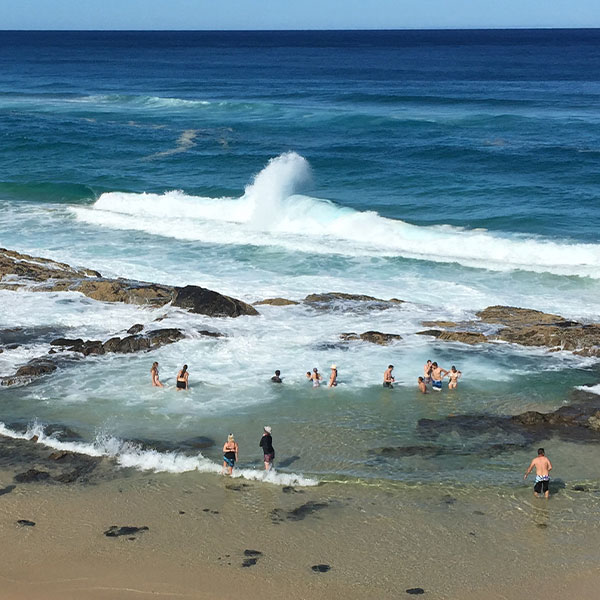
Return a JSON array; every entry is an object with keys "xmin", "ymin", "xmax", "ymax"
[{"xmin": 72, "ymin": 152, "xmax": 600, "ymax": 279}]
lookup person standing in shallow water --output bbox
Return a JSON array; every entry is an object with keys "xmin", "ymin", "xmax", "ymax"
[
  {"xmin": 150, "ymin": 362, "xmax": 164, "ymax": 387},
  {"xmin": 328, "ymin": 365, "xmax": 338, "ymax": 387},
  {"xmin": 524, "ymin": 448, "xmax": 553, "ymax": 498},
  {"xmin": 383, "ymin": 365, "xmax": 395, "ymax": 388},
  {"xmin": 446, "ymin": 365, "xmax": 462, "ymax": 389},
  {"xmin": 222, "ymin": 433, "xmax": 238, "ymax": 476},
  {"xmin": 310, "ymin": 367, "xmax": 322, "ymax": 387},
  {"xmin": 430, "ymin": 362, "xmax": 448, "ymax": 391},
  {"xmin": 175, "ymin": 364, "xmax": 189, "ymax": 391},
  {"xmin": 271, "ymin": 370, "xmax": 282, "ymax": 383},
  {"xmin": 417, "ymin": 377, "xmax": 428, "ymax": 394},
  {"xmin": 260, "ymin": 426, "xmax": 275, "ymax": 471},
  {"xmin": 423, "ymin": 359, "xmax": 433, "ymax": 384}
]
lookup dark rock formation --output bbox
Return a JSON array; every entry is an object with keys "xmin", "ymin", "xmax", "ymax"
[
  {"xmin": 71, "ymin": 279, "xmax": 173, "ymax": 306},
  {"xmin": 14, "ymin": 469, "xmax": 51, "ymax": 483},
  {"xmin": 196, "ymin": 329, "xmax": 224, "ymax": 338},
  {"xmin": 17, "ymin": 519, "xmax": 36, "ymax": 527},
  {"xmin": 416, "ymin": 305, "xmax": 600, "ymax": 356},
  {"xmin": 340, "ymin": 331, "xmax": 402, "ymax": 345},
  {"xmin": 416, "ymin": 330, "xmax": 487, "ymax": 345},
  {"xmin": 305, "ymin": 292, "xmax": 383, "ymax": 303},
  {"xmin": 104, "ymin": 525, "xmax": 149, "ymax": 538},
  {"xmin": 254, "ymin": 297, "xmax": 299, "ymax": 306},
  {"xmin": 418, "ymin": 389, "xmax": 600, "ymax": 445},
  {"xmin": 304, "ymin": 292, "xmax": 404, "ymax": 311},
  {"xmin": 476, "ymin": 306, "xmax": 566, "ymax": 326},
  {"xmin": 0, "ymin": 247, "xmax": 100, "ymax": 282},
  {"xmin": 51, "ymin": 328, "xmax": 184, "ymax": 356},
  {"xmin": 127, "ymin": 324, "xmax": 144, "ymax": 334},
  {"xmin": 172, "ymin": 285, "xmax": 258, "ymax": 317},
  {"xmin": 15, "ymin": 359, "xmax": 58, "ymax": 378},
  {"xmin": 311, "ymin": 564, "xmax": 331, "ymax": 573},
  {"xmin": 0, "ymin": 248, "xmax": 257, "ymax": 319},
  {"xmin": 421, "ymin": 320, "xmax": 458, "ymax": 328},
  {"xmin": 0, "ymin": 484, "xmax": 16, "ymax": 496},
  {"xmin": 406, "ymin": 588, "xmax": 425, "ymax": 595}
]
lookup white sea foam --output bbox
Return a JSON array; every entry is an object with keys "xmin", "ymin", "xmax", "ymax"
[
  {"xmin": 576, "ymin": 384, "xmax": 600, "ymax": 396},
  {"xmin": 0, "ymin": 421, "xmax": 318, "ymax": 486},
  {"xmin": 72, "ymin": 152, "xmax": 600, "ymax": 279}
]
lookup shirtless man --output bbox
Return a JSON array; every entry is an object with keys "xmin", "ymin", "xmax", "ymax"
[
  {"xmin": 423, "ymin": 360, "xmax": 433, "ymax": 384},
  {"xmin": 446, "ymin": 365, "xmax": 462, "ymax": 389},
  {"xmin": 310, "ymin": 367, "xmax": 322, "ymax": 387},
  {"xmin": 417, "ymin": 376, "xmax": 428, "ymax": 394},
  {"xmin": 430, "ymin": 362, "xmax": 448, "ymax": 391},
  {"xmin": 524, "ymin": 448, "xmax": 553, "ymax": 498},
  {"xmin": 383, "ymin": 365, "xmax": 395, "ymax": 389}
]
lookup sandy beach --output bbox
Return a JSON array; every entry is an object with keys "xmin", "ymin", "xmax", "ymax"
[{"xmin": 1, "ymin": 435, "xmax": 599, "ymax": 600}]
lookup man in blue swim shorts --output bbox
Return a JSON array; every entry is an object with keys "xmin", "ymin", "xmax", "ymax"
[{"xmin": 430, "ymin": 362, "xmax": 448, "ymax": 391}]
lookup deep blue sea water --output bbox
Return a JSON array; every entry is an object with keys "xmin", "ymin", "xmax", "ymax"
[{"xmin": 0, "ymin": 30, "xmax": 599, "ymax": 486}]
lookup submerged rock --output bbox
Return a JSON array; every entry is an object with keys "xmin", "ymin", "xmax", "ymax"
[
  {"xmin": 421, "ymin": 320, "xmax": 458, "ymax": 328},
  {"xmin": 419, "ymin": 389, "xmax": 600, "ymax": 445},
  {"xmin": 254, "ymin": 297, "xmax": 299, "ymax": 306},
  {"xmin": 340, "ymin": 331, "xmax": 402, "ymax": 345},
  {"xmin": 15, "ymin": 359, "xmax": 58, "ymax": 377},
  {"xmin": 14, "ymin": 469, "xmax": 51, "ymax": 483}
]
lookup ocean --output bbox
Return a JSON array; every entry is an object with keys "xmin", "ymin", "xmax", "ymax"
[{"xmin": 0, "ymin": 29, "xmax": 599, "ymax": 488}]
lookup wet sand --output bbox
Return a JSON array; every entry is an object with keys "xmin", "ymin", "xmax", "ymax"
[
  {"xmin": 1, "ymin": 437, "xmax": 600, "ymax": 599},
  {"xmin": 0, "ymin": 440, "xmax": 600, "ymax": 600}
]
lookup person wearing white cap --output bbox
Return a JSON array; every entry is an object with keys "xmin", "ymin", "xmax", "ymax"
[
  {"xmin": 259, "ymin": 426, "xmax": 275, "ymax": 471},
  {"xmin": 328, "ymin": 364, "xmax": 338, "ymax": 388}
]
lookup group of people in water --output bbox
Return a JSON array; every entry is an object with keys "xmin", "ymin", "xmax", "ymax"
[
  {"xmin": 152, "ymin": 359, "xmax": 462, "ymax": 393},
  {"xmin": 151, "ymin": 362, "xmax": 558, "ymax": 498}
]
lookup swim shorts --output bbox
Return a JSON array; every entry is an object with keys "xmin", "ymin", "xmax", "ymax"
[
  {"xmin": 383, "ymin": 381, "xmax": 393, "ymax": 388},
  {"xmin": 534, "ymin": 475, "xmax": 549, "ymax": 494},
  {"xmin": 264, "ymin": 453, "xmax": 275, "ymax": 464},
  {"xmin": 432, "ymin": 380, "xmax": 442, "ymax": 390}
]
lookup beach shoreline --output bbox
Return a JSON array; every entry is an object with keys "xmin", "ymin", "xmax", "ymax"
[{"xmin": 1, "ymin": 435, "xmax": 600, "ymax": 600}]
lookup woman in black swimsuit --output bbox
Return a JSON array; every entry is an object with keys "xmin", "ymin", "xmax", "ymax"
[
  {"xmin": 176, "ymin": 364, "xmax": 189, "ymax": 391},
  {"xmin": 222, "ymin": 433, "xmax": 239, "ymax": 475}
]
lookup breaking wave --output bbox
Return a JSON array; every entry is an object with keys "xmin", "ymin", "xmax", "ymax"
[
  {"xmin": 72, "ymin": 152, "xmax": 600, "ymax": 278},
  {"xmin": 0, "ymin": 421, "xmax": 318, "ymax": 487}
]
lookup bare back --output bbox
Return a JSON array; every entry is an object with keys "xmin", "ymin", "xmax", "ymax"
[{"xmin": 531, "ymin": 456, "xmax": 552, "ymax": 477}]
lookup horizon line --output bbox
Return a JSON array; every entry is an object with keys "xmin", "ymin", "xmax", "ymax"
[{"xmin": 2, "ymin": 26, "xmax": 600, "ymax": 32}]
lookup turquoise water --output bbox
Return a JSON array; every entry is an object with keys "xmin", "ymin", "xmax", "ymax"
[{"xmin": 0, "ymin": 30, "xmax": 599, "ymax": 486}]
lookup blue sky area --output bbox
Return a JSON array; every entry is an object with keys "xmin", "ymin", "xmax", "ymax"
[{"xmin": 1, "ymin": 0, "xmax": 599, "ymax": 30}]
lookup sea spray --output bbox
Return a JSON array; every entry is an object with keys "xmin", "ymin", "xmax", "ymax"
[{"xmin": 0, "ymin": 421, "xmax": 318, "ymax": 487}]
